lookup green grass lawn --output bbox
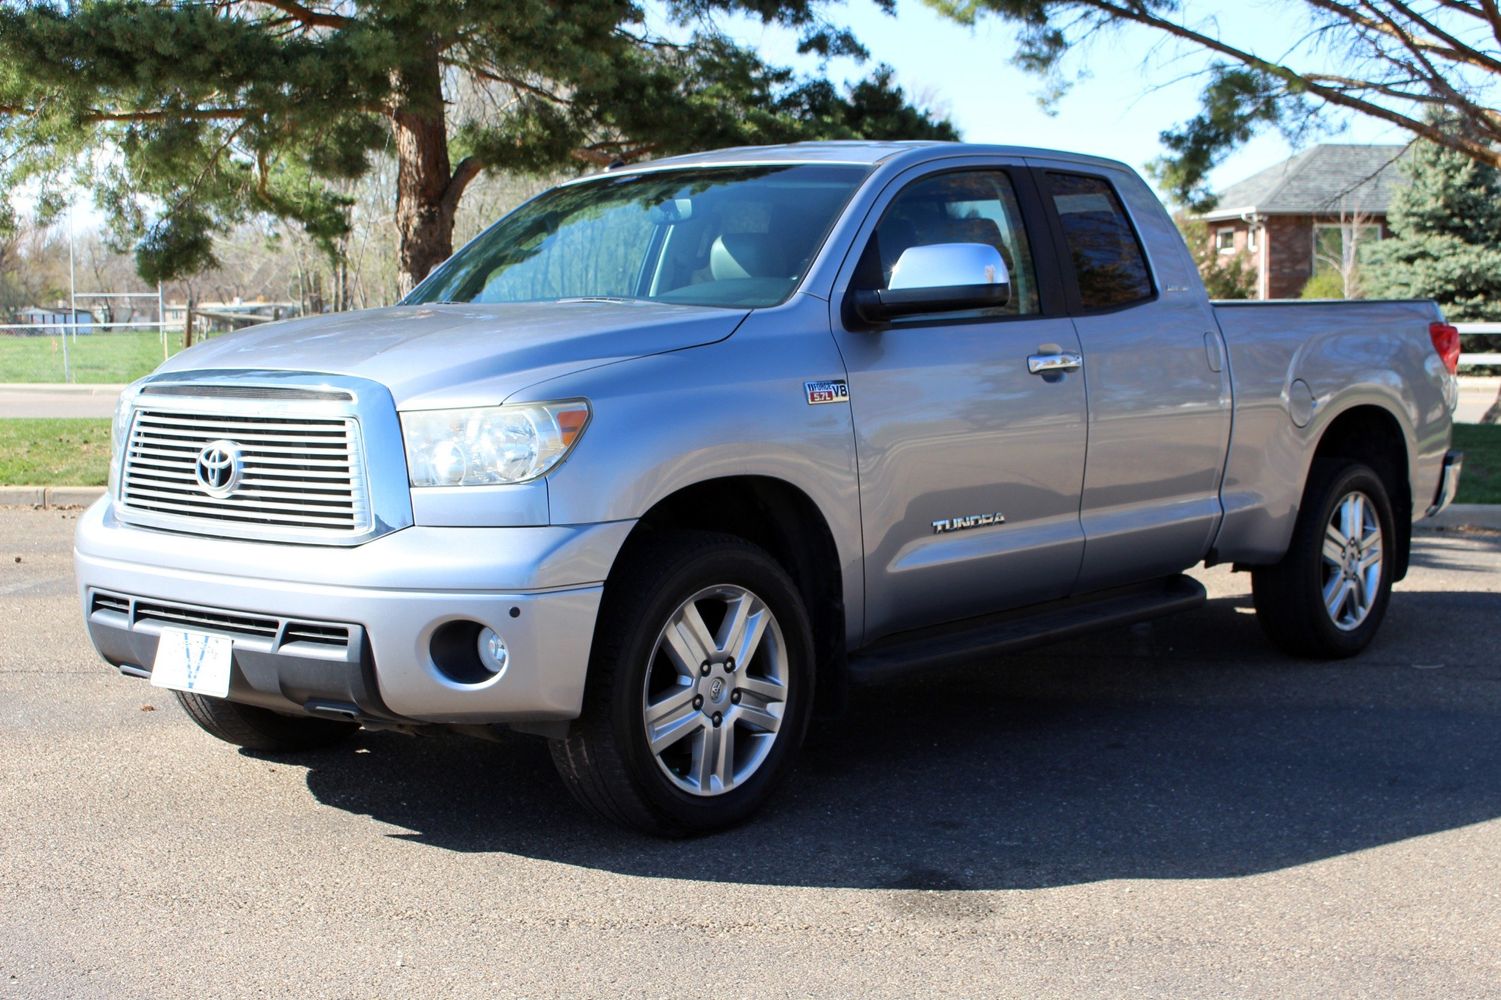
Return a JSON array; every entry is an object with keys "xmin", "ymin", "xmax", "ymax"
[
  {"xmin": 0, "ymin": 331, "xmax": 186, "ymax": 384},
  {"xmin": 1453, "ymin": 423, "xmax": 1501, "ymax": 504},
  {"xmin": 2, "ymin": 417, "xmax": 1498, "ymax": 505},
  {"xmin": 0, "ymin": 418, "xmax": 111, "ymax": 486}
]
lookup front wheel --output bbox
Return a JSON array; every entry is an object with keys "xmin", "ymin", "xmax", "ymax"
[
  {"xmin": 550, "ymin": 532, "xmax": 814, "ymax": 836},
  {"xmin": 1252, "ymin": 460, "xmax": 1396, "ymax": 658}
]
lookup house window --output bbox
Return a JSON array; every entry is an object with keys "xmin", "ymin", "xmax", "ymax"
[
  {"xmin": 1247, "ymin": 227, "xmax": 1259, "ymax": 253},
  {"xmin": 1312, "ymin": 223, "xmax": 1382, "ymax": 276},
  {"xmin": 1215, "ymin": 228, "xmax": 1236, "ymax": 254}
]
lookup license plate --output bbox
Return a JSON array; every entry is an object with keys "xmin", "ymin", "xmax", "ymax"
[{"xmin": 150, "ymin": 627, "xmax": 233, "ymax": 698}]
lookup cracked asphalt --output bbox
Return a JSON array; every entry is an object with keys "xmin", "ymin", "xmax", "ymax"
[{"xmin": 2, "ymin": 506, "xmax": 1499, "ymax": 998}]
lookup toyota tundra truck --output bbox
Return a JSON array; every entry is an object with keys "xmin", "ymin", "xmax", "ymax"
[{"xmin": 76, "ymin": 141, "xmax": 1465, "ymax": 835}]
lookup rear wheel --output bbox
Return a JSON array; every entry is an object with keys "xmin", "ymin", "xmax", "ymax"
[
  {"xmin": 1252, "ymin": 460, "xmax": 1395, "ymax": 658},
  {"xmin": 550, "ymin": 532, "xmax": 814, "ymax": 836},
  {"xmin": 174, "ymin": 691, "xmax": 358, "ymax": 752}
]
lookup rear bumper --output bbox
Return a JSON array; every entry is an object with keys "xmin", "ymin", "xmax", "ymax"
[
  {"xmin": 74, "ymin": 498, "xmax": 634, "ymax": 724},
  {"xmin": 1427, "ymin": 449, "xmax": 1464, "ymax": 518}
]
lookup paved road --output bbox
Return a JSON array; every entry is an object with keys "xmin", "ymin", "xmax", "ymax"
[
  {"xmin": 2, "ymin": 508, "xmax": 1499, "ymax": 998},
  {"xmin": 0, "ymin": 384, "xmax": 125, "ymax": 419},
  {"xmin": 1459, "ymin": 377, "xmax": 1499, "ymax": 423}
]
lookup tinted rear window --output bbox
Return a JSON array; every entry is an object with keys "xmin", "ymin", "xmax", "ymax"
[{"xmin": 1047, "ymin": 173, "xmax": 1153, "ymax": 309}]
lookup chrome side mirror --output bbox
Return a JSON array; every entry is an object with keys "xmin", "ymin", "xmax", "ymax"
[{"xmin": 853, "ymin": 242, "xmax": 1011, "ymax": 323}]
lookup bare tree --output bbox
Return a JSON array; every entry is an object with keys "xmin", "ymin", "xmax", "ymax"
[
  {"xmin": 931, "ymin": 1, "xmax": 1501, "ymax": 206},
  {"xmin": 1311, "ymin": 200, "xmax": 1380, "ymax": 299},
  {"xmin": 0, "ymin": 221, "xmax": 69, "ymax": 324}
]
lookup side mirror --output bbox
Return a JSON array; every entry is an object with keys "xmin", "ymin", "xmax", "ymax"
[
  {"xmin": 853, "ymin": 243, "xmax": 1011, "ymax": 323},
  {"xmin": 648, "ymin": 198, "xmax": 694, "ymax": 224}
]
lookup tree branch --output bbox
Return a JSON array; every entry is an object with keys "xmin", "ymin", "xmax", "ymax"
[
  {"xmin": 570, "ymin": 142, "xmax": 657, "ymax": 166},
  {"xmin": 1303, "ymin": 0, "xmax": 1501, "ymax": 75},
  {"xmin": 447, "ymin": 60, "xmax": 573, "ymax": 107},
  {"xmin": 1386, "ymin": 0, "xmax": 1501, "ymax": 71},
  {"xmin": 0, "ymin": 104, "xmax": 252, "ymax": 123},
  {"xmin": 251, "ymin": 0, "xmax": 351, "ymax": 31},
  {"xmin": 1480, "ymin": 0, "xmax": 1501, "ymax": 48},
  {"xmin": 440, "ymin": 155, "xmax": 484, "ymax": 215},
  {"xmin": 1071, "ymin": 0, "xmax": 1501, "ymax": 169}
]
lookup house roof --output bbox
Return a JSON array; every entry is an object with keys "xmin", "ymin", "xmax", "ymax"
[
  {"xmin": 19, "ymin": 307, "xmax": 93, "ymax": 318},
  {"xmin": 1202, "ymin": 143, "xmax": 1411, "ymax": 220}
]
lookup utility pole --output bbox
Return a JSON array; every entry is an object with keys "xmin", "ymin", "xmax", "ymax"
[{"xmin": 64, "ymin": 219, "xmax": 75, "ymax": 384}]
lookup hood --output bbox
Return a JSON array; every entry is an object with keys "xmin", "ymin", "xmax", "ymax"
[{"xmin": 156, "ymin": 300, "xmax": 749, "ymax": 407}]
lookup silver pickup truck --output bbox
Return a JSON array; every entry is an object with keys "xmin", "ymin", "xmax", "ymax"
[{"xmin": 76, "ymin": 142, "xmax": 1464, "ymax": 834}]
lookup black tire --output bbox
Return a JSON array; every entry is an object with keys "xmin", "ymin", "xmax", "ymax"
[
  {"xmin": 550, "ymin": 531, "xmax": 815, "ymax": 837},
  {"xmin": 174, "ymin": 691, "xmax": 358, "ymax": 752},
  {"xmin": 1252, "ymin": 460, "xmax": 1396, "ymax": 658}
]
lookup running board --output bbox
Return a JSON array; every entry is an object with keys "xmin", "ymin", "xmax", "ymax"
[{"xmin": 847, "ymin": 574, "xmax": 1207, "ymax": 684}]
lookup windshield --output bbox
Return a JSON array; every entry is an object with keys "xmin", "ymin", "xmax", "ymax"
[{"xmin": 406, "ymin": 164, "xmax": 869, "ymax": 309}]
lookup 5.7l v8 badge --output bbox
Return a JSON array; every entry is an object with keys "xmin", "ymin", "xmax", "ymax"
[{"xmin": 804, "ymin": 380, "xmax": 849, "ymax": 405}]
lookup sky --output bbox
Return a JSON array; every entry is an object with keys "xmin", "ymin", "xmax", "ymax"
[{"xmin": 710, "ymin": 0, "xmax": 1416, "ymax": 197}]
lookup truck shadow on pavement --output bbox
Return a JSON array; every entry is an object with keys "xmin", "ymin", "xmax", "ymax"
[{"xmin": 291, "ymin": 584, "xmax": 1501, "ymax": 891}]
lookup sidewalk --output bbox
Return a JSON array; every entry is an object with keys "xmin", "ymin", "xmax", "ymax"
[{"xmin": 0, "ymin": 382, "xmax": 126, "ymax": 419}]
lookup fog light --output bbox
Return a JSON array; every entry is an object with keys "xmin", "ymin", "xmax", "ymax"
[{"xmin": 477, "ymin": 627, "xmax": 509, "ymax": 676}]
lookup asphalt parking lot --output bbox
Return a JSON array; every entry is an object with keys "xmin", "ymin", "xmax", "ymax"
[{"xmin": 2, "ymin": 506, "xmax": 1499, "ymax": 998}]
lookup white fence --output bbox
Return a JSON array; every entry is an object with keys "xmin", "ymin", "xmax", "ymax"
[
  {"xmin": 0, "ymin": 286, "xmax": 170, "ymax": 383},
  {"xmin": 1456, "ymin": 322, "xmax": 1500, "ymax": 368}
]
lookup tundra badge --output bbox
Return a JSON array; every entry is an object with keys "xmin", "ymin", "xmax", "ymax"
[{"xmin": 932, "ymin": 512, "xmax": 1006, "ymax": 534}]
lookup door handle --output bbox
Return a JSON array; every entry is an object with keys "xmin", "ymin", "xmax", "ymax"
[{"xmin": 1027, "ymin": 352, "xmax": 1083, "ymax": 375}]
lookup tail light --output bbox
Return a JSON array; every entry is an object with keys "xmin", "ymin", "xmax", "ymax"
[{"xmin": 1429, "ymin": 321, "xmax": 1461, "ymax": 375}]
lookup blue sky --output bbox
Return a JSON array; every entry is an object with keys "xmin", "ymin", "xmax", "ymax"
[{"xmin": 712, "ymin": 0, "xmax": 1414, "ymax": 197}]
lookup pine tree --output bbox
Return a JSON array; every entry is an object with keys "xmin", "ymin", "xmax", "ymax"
[
  {"xmin": 1364, "ymin": 136, "xmax": 1501, "ymax": 422},
  {"xmin": 0, "ymin": 2, "xmax": 956, "ymax": 292},
  {"xmin": 1364, "ymin": 139, "xmax": 1501, "ymax": 323}
]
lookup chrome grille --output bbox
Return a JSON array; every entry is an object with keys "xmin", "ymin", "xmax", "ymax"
[
  {"xmin": 88, "ymin": 590, "xmax": 353, "ymax": 652},
  {"xmin": 119, "ymin": 407, "xmax": 371, "ymax": 538},
  {"xmin": 135, "ymin": 598, "xmax": 280, "ymax": 639}
]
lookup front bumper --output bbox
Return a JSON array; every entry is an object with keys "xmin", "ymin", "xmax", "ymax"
[
  {"xmin": 1426, "ymin": 449, "xmax": 1464, "ymax": 517},
  {"xmin": 74, "ymin": 498, "xmax": 634, "ymax": 724}
]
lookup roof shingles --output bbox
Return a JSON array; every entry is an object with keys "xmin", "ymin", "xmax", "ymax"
[{"xmin": 1205, "ymin": 143, "xmax": 1411, "ymax": 219}]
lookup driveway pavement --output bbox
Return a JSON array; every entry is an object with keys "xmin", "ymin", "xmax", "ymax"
[{"xmin": 3, "ymin": 509, "xmax": 1500, "ymax": 996}]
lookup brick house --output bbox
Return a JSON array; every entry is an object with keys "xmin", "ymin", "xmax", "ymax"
[{"xmin": 1199, "ymin": 144, "xmax": 1411, "ymax": 299}]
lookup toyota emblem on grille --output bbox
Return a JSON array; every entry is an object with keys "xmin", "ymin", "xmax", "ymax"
[{"xmin": 193, "ymin": 439, "xmax": 244, "ymax": 498}]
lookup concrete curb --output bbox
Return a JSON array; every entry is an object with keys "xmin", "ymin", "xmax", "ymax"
[
  {"xmin": 1419, "ymin": 503, "xmax": 1501, "ymax": 532},
  {"xmin": 0, "ymin": 486, "xmax": 105, "ymax": 509}
]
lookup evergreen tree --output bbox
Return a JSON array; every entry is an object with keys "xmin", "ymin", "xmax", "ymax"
[
  {"xmin": 1364, "ymin": 136, "xmax": 1501, "ymax": 422},
  {"xmin": 1363, "ymin": 139, "xmax": 1501, "ymax": 323},
  {"xmin": 0, "ymin": 2, "xmax": 956, "ymax": 292}
]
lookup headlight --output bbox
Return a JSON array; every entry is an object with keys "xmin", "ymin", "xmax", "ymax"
[
  {"xmin": 108, "ymin": 384, "xmax": 141, "ymax": 498},
  {"xmin": 401, "ymin": 401, "xmax": 590, "ymax": 487}
]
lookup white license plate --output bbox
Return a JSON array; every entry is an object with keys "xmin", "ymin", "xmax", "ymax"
[{"xmin": 150, "ymin": 627, "xmax": 233, "ymax": 698}]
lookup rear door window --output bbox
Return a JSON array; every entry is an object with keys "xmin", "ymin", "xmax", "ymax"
[{"xmin": 1046, "ymin": 173, "xmax": 1153, "ymax": 310}]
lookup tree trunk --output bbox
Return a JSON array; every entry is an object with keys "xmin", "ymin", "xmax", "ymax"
[
  {"xmin": 1483, "ymin": 385, "xmax": 1500, "ymax": 425},
  {"xmin": 391, "ymin": 46, "xmax": 457, "ymax": 298}
]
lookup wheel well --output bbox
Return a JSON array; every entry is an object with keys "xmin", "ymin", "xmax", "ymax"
[
  {"xmin": 612, "ymin": 477, "xmax": 849, "ymax": 715},
  {"xmin": 1311, "ymin": 405, "xmax": 1413, "ymax": 580}
]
